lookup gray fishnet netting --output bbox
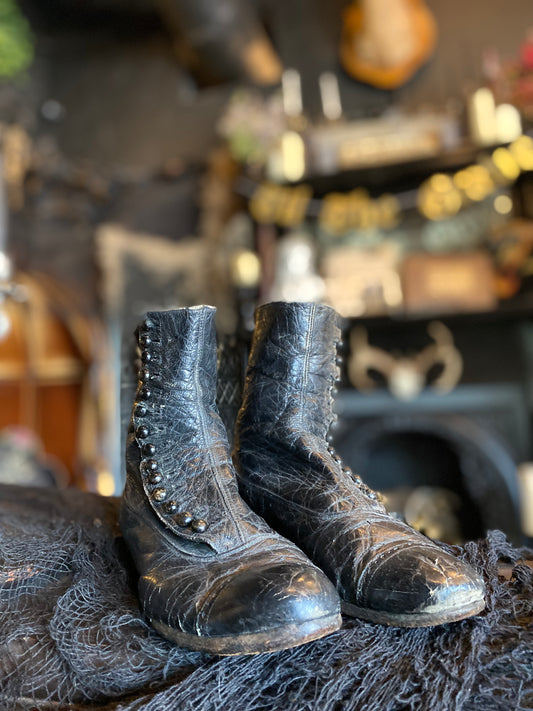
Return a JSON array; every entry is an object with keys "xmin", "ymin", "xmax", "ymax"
[{"xmin": 0, "ymin": 483, "xmax": 531, "ymax": 711}]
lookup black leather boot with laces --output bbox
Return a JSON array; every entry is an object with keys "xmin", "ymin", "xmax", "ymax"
[
  {"xmin": 120, "ymin": 306, "xmax": 341, "ymax": 655},
  {"xmin": 234, "ymin": 301, "xmax": 486, "ymax": 628}
]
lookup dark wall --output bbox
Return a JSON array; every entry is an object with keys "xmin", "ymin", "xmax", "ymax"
[{"xmin": 11, "ymin": 0, "xmax": 533, "ymax": 171}]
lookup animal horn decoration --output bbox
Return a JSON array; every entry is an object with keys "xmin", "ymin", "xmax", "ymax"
[{"xmin": 348, "ymin": 321, "xmax": 463, "ymax": 401}]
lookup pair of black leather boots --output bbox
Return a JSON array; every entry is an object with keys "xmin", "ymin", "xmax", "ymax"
[{"xmin": 120, "ymin": 302, "xmax": 485, "ymax": 655}]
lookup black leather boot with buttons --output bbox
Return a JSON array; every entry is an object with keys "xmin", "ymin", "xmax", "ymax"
[
  {"xmin": 234, "ymin": 301, "xmax": 486, "ymax": 628},
  {"xmin": 120, "ymin": 306, "xmax": 341, "ymax": 655}
]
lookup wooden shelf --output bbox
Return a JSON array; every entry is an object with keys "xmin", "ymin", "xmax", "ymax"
[
  {"xmin": 340, "ymin": 296, "xmax": 533, "ymax": 330},
  {"xmin": 287, "ymin": 141, "xmax": 506, "ymax": 196}
]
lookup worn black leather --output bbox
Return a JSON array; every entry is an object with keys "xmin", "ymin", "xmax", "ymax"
[
  {"xmin": 120, "ymin": 306, "xmax": 341, "ymax": 654},
  {"xmin": 234, "ymin": 302, "xmax": 486, "ymax": 627}
]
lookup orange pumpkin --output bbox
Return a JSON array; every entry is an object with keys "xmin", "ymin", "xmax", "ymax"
[{"xmin": 340, "ymin": 0, "xmax": 437, "ymax": 90}]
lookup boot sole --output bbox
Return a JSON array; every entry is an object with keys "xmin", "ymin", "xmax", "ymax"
[
  {"xmin": 341, "ymin": 597, "xmax": 486, "ymax": 627},
  {"xmin": 151, "ymin": 612, "xmax": 342, "ymax": 655}
]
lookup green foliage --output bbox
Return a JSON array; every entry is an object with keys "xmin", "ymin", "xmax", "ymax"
[{"xmin": 0, "ymin": 0, "xmax": 33, "ymax": 78}]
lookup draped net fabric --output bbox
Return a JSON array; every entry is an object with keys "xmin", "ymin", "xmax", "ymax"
[{"xmin": 0, "ymin": 484, "xmax": 531, "ymax": 711}]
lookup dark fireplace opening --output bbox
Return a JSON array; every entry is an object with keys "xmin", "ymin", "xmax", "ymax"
[
  {"xmin": 333, "ymin": 398, "xmax": 523, "ymax": 544},
  {"xmin": 363, "ymin": 432, "xmax": 486, "ymax": 543}
]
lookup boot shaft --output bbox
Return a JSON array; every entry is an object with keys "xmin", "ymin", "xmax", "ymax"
[
  {"xmin": 238, "ymin": 302, "xmax": 342, "ymax": 440},
  {"xmin": 133, "ymin": 306, "xmax": 229, "ymax": 464},
  {"xmin": 234, "ymin": 300, "xmax": 380, "ymax": 516},
  {"xmin": 126, "ymin": 306, "xmax": 267, "ymax": 553},
  {"xmin": 137, "ymin": 305, "xmax": 217, "ymax": 416}
]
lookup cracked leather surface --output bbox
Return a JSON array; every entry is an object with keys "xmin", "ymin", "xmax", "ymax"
[
  {"xmin": 127, "ymin": 306, "xmax": 274, "ymax": 552},
  {"xmin": 120, "ymin": 306, "xmax": 340, "ymax": 640},
  {"xmin": 234, "ymin": 302, "xmax": 485, "ymax": 619}
]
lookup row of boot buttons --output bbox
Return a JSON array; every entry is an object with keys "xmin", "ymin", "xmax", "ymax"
[
  {"xmin": 133, "ymin": 317, "xmax": 208, "ymax": 535},
  {"xmin": 327, "ymin": 336, "xmax": 343, "ymax": 445},
  {"xmin": 327, "ymin": 336, "xmax": 379, "ymax": 503}
]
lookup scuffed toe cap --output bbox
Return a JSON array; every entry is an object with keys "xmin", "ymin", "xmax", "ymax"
[
  {"xmin": 356, "ymin": 545, "xmax": 485, "ymax": 625},
  {"xmin": 202, "ymin": 561, "xmax": 341, "ymax": 638}
]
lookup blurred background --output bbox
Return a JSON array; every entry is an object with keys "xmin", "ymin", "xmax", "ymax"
[{"xmin": 1, "ymin": 0, "xmax": 533, "ymax": 547}]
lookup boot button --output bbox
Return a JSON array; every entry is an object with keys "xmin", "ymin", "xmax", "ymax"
[
  {"xmin": 139, "ymin": 387, "xmax": 151, "ymax": 400},
  {"xmin": 140, "ymin": 368, "xmax": 150, "ymax": 382},
  {"xmin": 134, "ymin": 404, "xmax": 147, "ymax": 418},
  {"xmin": 152, "ymin": 488, "xmax": 167, "ymax": 502},
  {"xmin": 142, "ymin": 443, "xmax": 156, "ymax": 456},
  {"xmin": 144, "ymin": 459, "xmax": 158, "ymax": 471},
  {"xmin": 175, "ymin": 511, "xmax": 193, "ymax": 527},
  {"xmin": 141, "ymin": 351, "xmax": 151, "ymax": 363},
  {"xmin": 136, "ymin": 425, "xmax": 149, "ymax": 439},
  {"xmin": 139, "ymin": 334, "xmax": 152, "ymax": 347},
  {"xmin": 147, "ymin": 471, "xmax": 162, "ymax": 485},
  {"xmin": 335, "ymin": 356, "xmax": 343, "ymax": 366},
  {"xmin": 143, "ymin": 318, "xmax": 154, "ymax": 329},
  {"xmin": 163, "ymin": 500, "xmax": 177, "ymax": 514},
  {"xmin": 191, "ymin": 519, "xmax": 207, "ymax": 533}
]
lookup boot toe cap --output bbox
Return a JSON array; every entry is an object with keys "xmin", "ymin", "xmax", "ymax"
[
  {"xmin": 203, "ymin": 561, "xmax": 341, "ymax": 639},
  {"xmin": 352, "ymin": 545, "xmax": 485, "ymax": 626}
]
